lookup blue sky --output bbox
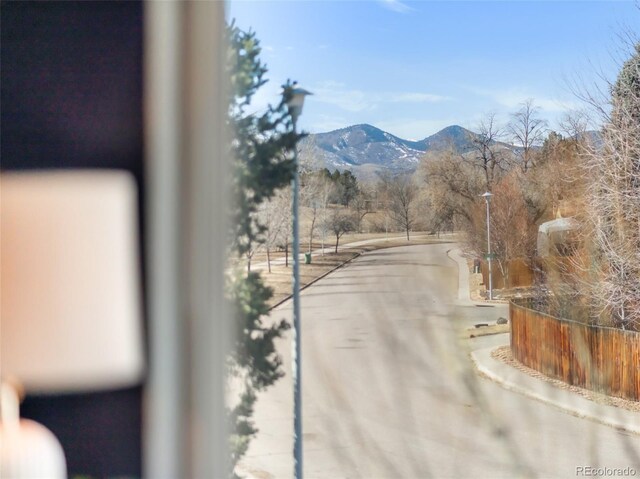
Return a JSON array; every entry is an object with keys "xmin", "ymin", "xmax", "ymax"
[{"xmin": 227, "ymin": 1, "xmax": 639, "ymax": 140}]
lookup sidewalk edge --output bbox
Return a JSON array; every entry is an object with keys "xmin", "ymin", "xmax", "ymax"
[{"xmin": 471, "ymin": 347, "xmax": 640, "ymax": 436}]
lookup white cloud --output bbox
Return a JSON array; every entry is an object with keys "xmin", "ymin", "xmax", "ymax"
[
  {"xmin": 388, "ymin": 92, "xmax": 452, "ymax": 103},
  {"xmin": 469, "ymin": 86, "xmax": 579, "ymax": 113},
  {"xmin": 311, "ymin": 81, "xmax": 451, "ymax": 113},
  {"xmin": 378, "ymin": 0, "xmax": 414, "ymax": 14}
]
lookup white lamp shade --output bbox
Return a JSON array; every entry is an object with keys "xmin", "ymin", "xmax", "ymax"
[
  {"xmin": 288, "ymin": 92, "xmax": 306, "ymax": 109},
  {"xmin": 286, "ymin": 87, "xmax": 312, "ymax": 116},
  {"xmin": 1, "ymin": 170, "xmax": 144, "ymax": 393},
  {"xmin": 481, "ymin": 191, "xmax": 493, "ymax": 200},
  {"xmin": 0, "ymin": 419, "xmax": 66, "ymax": 479}
]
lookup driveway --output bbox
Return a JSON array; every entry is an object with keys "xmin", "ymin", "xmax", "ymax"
[{"xmin": 238, "ymin": 243, "xmax": 640, "ymax": 478}]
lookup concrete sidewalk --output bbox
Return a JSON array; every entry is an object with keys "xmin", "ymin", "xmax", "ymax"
[{"xmin": 448, "ymin": 247, "xmax": 640, "ymax": 435}]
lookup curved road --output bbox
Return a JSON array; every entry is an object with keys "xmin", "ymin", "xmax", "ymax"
[{"xmin": 239, "ymin": 244, "xmax": 640, "ymax": 478}]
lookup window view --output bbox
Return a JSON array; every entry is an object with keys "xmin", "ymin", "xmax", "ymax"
[
  {"xmin": 1, "ymin": 1, "xmax": 639, "ymax": 479},
  {"xmin": 226, "ymin": 2, "xmax": 640, "ymax": 479}
]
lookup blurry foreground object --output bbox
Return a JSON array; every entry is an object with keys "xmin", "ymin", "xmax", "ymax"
[
  {"xmin": 0, "ymin": 171, "xmax": 144, "ymax": 477},
  {"xmin": 0, "ymin": 383, "xmax": 65, "ymax": 478}
]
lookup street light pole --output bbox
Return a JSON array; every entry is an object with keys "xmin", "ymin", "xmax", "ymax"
[
  {"xmin": 286, "ymin": 86, "xmax": 312, "ymax": 479},
  {"xmin": 482, "ymin": 192, "xmax": 493, "ymax": 300},
  {"xmin": 291, "ymin": 114, "xmax": 303, "ymax": 479}
]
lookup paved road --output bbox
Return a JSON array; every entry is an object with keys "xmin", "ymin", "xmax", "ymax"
[{"xmin": 239, "ymin": 244, "xmax": 640, "ymax": 479}]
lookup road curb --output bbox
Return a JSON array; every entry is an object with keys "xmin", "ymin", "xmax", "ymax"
[{"xmin": 471, "ymin": 346, "xmax": 640, "ymax": 436}]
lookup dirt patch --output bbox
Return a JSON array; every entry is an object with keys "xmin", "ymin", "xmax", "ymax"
[
  {"xmin": 466, "ymin": 324, "xmax": 510, "ymax": 338},
  {"xmin": 266, "ymin": 251, "xmax": 359, "ymax": 307},
  {"xmin": 492, "ymin": 346, "xmax": 640, "ymax": 412}
]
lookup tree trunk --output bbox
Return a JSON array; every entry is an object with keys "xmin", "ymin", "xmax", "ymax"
[
  {"xmin": 335, "ymin": 234, "xmax": 340, "ymax": 253},
  {"xmin": 406, "ymin": 228, "xmax": 410, "ymax": 241},
  {"xmin": 498, "ymin": 260, "xmax": 508, "ymax": 289},
  {"xmin": 309, "ymin": 216, "xmax": 316, "ymax": 253},
  {"xmin": 357, "ymin": 211, "xmax": 370, "ymax": 234},
  {"xmin": 266, "ymin": 247, "xmax": 271, "ymax": 273},
  {"xmin": 285, "ymin": 243, "xmax": 289, "ymax": 268},
  {"xmin": 321, "ymin": 206, "xmax": 326, "ymax": 256}
]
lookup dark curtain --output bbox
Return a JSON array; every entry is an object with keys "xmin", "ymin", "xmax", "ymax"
[{"xmin": 1, "ymin": 1, "xmax": 145, "ymax": 476}]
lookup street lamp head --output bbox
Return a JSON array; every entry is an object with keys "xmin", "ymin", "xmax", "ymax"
[
  {"xmin": 285, "ymin": 87, "xmax": 313, "ymax": 121},
  {"xmin": 481, "ymin": 191, "xmax": 493, "ymax": 201}
]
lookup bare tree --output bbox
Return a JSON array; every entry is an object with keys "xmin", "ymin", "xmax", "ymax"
[
  {"xmin": 424, "ymin": 196, "xmax": 455, "ymax": 237},
  {"xmin": 582, "ymin": 44, "xmax": 640, "ymax": 330},
  {"xmin": 260, "ymin": 191, "xmax": 290, "ymax": 273},
  {"xmin": 467, "ymin": 113, "xmax": 511, "ymax": 190},
  {"xmin": 508, "ymin": 99, "xmax": 548, "ymax": 172},
  {"xmin": 318, "ymin": 178, "xmax": 334, "ymax": 255},
  {"xmin": 421, "ymin": 148, "xmax": 483, "ymax": 225},
  {"xmin": 559, "ymin": 110, "xmax": 590, "ymax": 144},
  {"xmin": 352, "ymin": 188, "xmax": 373, "ymax": 233},
  {"xmin": 301, "ymin": 172, "xmax": 334, "ymax": 254},
  {"xmin": 484, "ymin": 174, "xmax": 537, "ymax": 286},
  {"xmin": 268, "ymin": 186, "xmax": 292, "ymax": 268},
  {"xmin": 301, "ymin": 174, "xmax": 320, "ymax": 254},
  {"xmin": 380, "ymin": 174, "xmax": 418, "ymax": 240},
  {"xmin": 244, "ymin": 212, "xmax": 259, "ymax": 273},
  {"xmin": 517, "ymin": 130, "xmax": 585, "ymax": 225},
  {"xmin": 324, "ymin": 208, "xmax": 355, "ymax": 253}
]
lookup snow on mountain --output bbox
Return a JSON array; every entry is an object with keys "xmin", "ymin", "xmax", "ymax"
[{"xmin": 298, "ymin": 123, "xmax": 481, "ymax": 180}]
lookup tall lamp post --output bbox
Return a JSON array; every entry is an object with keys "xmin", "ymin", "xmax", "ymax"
[
  {"xmin": 481, "ymin": 191, "xmax": 493, "ymax": 300},
  {"xmin": 285, "ymin": 85, "xmax": 312, "ymax": 479}
]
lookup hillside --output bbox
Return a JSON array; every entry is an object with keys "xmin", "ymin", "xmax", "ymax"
[{"xmin": 298, "ymin": 124, "xmax": 486, "ymax": 180}]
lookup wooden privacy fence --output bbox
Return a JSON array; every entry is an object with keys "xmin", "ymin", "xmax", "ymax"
[{"xmin": 510, "ymin": 299, "xmax": 640, "ymax": 402}]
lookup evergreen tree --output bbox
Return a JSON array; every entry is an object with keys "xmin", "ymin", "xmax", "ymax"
[
  {"xmin": 319, "ymin": 167, "xmax": 332, "ymax": 180},
  {"xmin": 322, "ymin": 168, "xmax": 359, "ymax": 205},
  {"xmin": 225, "ymin": 21, "xmax": 305, "ymax": 474},
  {"xmin": 338, "ymin": 169, "xmax": 359, "ymax": 206}
]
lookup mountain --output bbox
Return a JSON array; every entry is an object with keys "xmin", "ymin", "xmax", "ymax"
[
  {"xmin": 421, "ymin": 125, "xmax": 475, "ymax": 151},
  {"xmin": 298, "ymin": 123, "xmax": 482, "ymax": 180}
]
